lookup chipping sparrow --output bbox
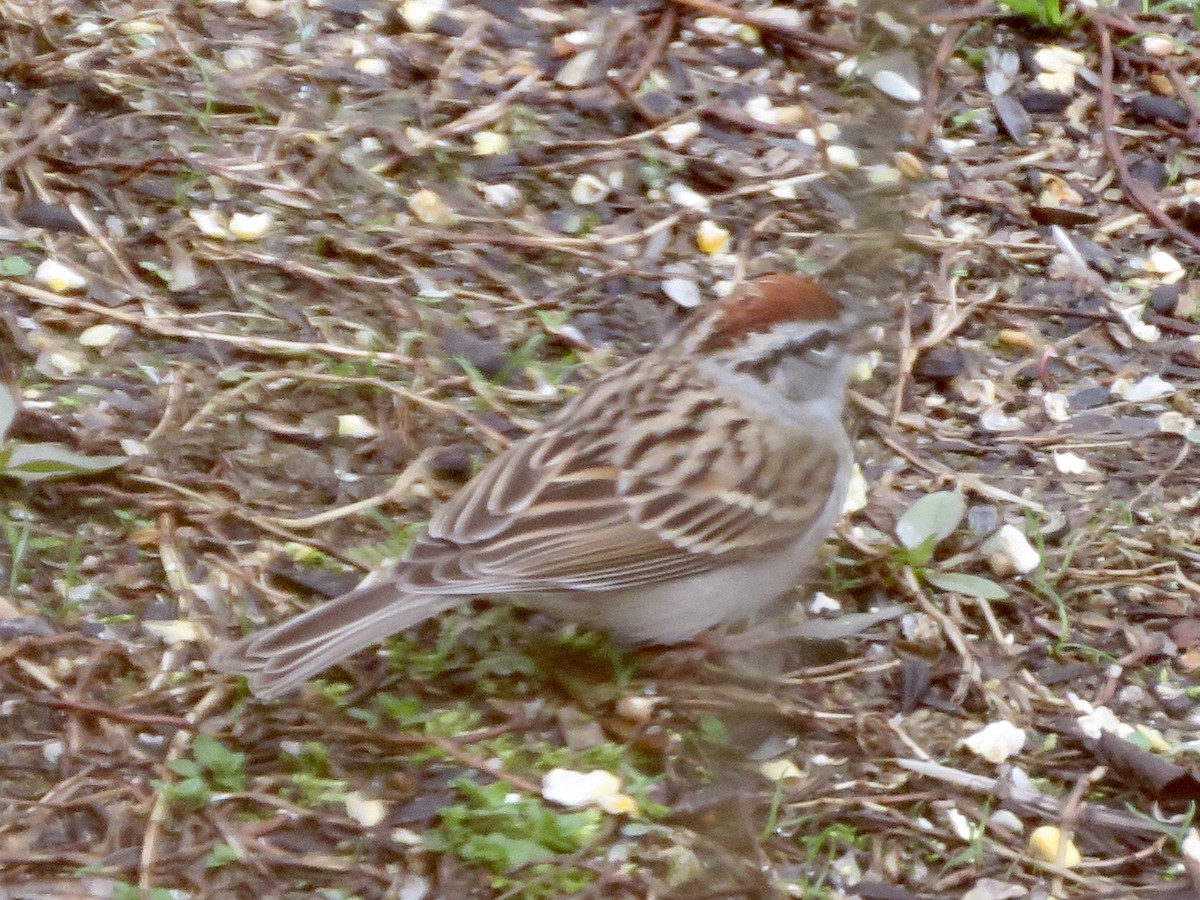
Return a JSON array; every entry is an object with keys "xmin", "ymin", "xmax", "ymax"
[{"xmin": 212, "ymin": 274, "xmax": 878, "ymax": 698}]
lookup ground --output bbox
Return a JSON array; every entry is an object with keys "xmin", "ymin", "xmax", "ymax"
[{"xmin": 2, "ymin": 0, "xmax": 1200, "ymax": 898}]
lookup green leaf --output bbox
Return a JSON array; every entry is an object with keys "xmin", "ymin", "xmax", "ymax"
[
  {"xmin": 0, "ymin": 256, "xmax": 33, "ymax": 277},
  {"xmin": 168, "ymin": 758, "xmax": 202, "ymax": 778},
  {"xmin": 895, "ymin": 491, "xmax": 966, "ymax": 551},
  {"xmin": 0, "ymin": 387, "xmax": 14, "ymax": 442},
  {"xmin": 458, "ymin": 832, "xmax": 555, "ymax": 870},
  {"xmin": 2, "ymin": 442, "xmax": 126, "ymax": 482},
  {"xmin": 192, "ymin": 734, "xmax": 247, "ymax": 791},
  {"xmin": 924, "ymin": 570, "xmax": 1010, "ymax": 600},
  {"xmin": 205, "ymin": 842, "xmax": 240, "ymax": 869}
]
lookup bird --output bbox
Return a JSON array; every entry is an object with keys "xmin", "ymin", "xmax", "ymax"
[{"xmin": 211, "ymin": 273, "xmax": 878, "ymax": 699}]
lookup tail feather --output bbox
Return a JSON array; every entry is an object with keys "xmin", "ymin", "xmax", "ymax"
[{"xmin": 210, "ymin": 583, "xmax": 458, "ymax": 699}]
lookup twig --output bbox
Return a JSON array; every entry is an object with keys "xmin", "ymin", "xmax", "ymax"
[
  {"xmin": 1091, "ymin": 15, "xmax": 1200, "ymax": 253},
  {"xmin": 36, "ymin": 694, "xmax": 193, "ymax": 730},
  {"xmin": 8, "ymin": 282, "xmax": 416, "ymax": 367},
  {"xmin": 257, "ymin": 449, "xmax": 435, "ymax": 530},
  {"xmin": 139, "ymin": 686, "xmax": 226, "ymax": 890},
  {"xmin": 623, "ymin": 4, "xmax": 677, "ymax": 91},
  {"xmin": 667, "ymin": 0, "xmax": 856, "ymax": 53},
  {"xmin": 0, "ymin": 104, "xmax": 75, "ymax": 174},
  {"xmin": 912, "ymin": 24, "xmax": 965, "ymax": 149}
]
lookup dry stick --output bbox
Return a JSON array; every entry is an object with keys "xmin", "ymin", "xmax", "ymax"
[
  {"xmin": 139, "ymin": 686, "xmax": 227, "ymax": 891},
  {"xmin": 666, "ymin": 0, "xmax": 857, "ymax": 52},
  {"xmin": 912, "ymin": 24, "xmax": 966, "ymax": 149},
  {"xmin": 0, "ymin": 104, "xmax": 75, "ymax": 174},
  {"xmin": 8, "ymin": 282, "xmax": 415, "ymax": 367},
  {"xmin": 623, "ymin": 4, "xmax": 677, "ymax": 91},
  {"xmin": 258, "ymin": 449, "xmax": 435, "ymax": 530},
  {"xmin": 872, "ymin": 421, "xmax": 1046, "ymax": 513},
  {"xmin": 67, "ymin": 201, "xmax": 145, "ymax": 294},
  {"xmin": 408, "ymin": 71, "xmax": 539, "ymax": 154},
  {"xmin": 36, "ymin": 695, "xmax": 192, "ymax": 730},
  {"xmin": 898, "ymin": 566, "xmax": 987, "ymax": 708},
  {"xmin": 1092, "ymin": 19, "xmax": 1200, "ymax": 253},
  {"xmin": 608, "ymin": 76, "xmax": 664, "ymax": 126},
  {"xmin": 1053, "ymin": 765, "xmax": 1108, "ymax": 896}
]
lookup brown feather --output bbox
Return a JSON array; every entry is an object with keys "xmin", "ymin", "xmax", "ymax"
[{"xmin": 699, "ymin": 274, "xmax": 842, "ymax": 352}]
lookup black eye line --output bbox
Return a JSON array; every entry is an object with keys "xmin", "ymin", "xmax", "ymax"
[{"xmin": 733, "ymin": 330, "xmax": 840, "ymax": 375}]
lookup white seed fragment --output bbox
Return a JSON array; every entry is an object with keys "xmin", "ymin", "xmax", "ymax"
[
  {"xmin": 408, "ymin": 189, "xmax": 457, "ymax": 225},
  {"xmin": 569, "ymin": 173, "xmax": 610, "ymax": 205},
  {"xmin": 45, "ymin": 350, "xmax": 85, "ymax": 376},
  {"xmin": 615, "ymin": 695, "xmax": 656, "ymax": 723},
  {"xmin": 1036, "ymin": 70, "xmax": 1075, "ymax": 93},
  {"xmin": 871, "ymin": 69, "xmax": 921, "ymax": 104},
  {"xmin": 141, "ymin": 619, "xmax": 201, "ymax": 643},
  {"xmin": 555, "ymin": 48, "xmax": 598, "ymax": 88},
  {"xmin": 797, "ymin": 123, "xmax": 840, "ymax": 145},
  {"xmin": 400, "ymin": 0, "xmax": 443, "ymax": 32},
  {"xmin": 894, "ymin": 150, "xmax": 925, "ymax": 179},
  {"xmin": 1114, "ymin": 304, "xmax": 1161, "ymax": 343},
  {"xmin": 118, "ymin": 19, "xmax": 164, "ymax": 34},
  {"xmin": 661, "ymin": 277, "xmax": 701, "ymax": 308},
  {"xmin": 825, "ymin": 145, "xmax": 859, "ymax": 169},
  {"xmin": 1042, "ymin": 392, "xmax": 1069, "ymax": 423},
  {"xmin": 1158, "ymin": 411, "xmax": 1197, "ymax": 437},
  {"xmin": 354, "ymin": 57, "xmax": 388, "ymax": 76},
  {"xmin": 542, "ymin": 768, "xmax": 624, "ymax": 808},
  {"xmin": 1034, "ymin": 46, "xmax": 1085, "ymax": 74},
  {"xmin": 227, "ymin": 211, "xmax": 272, "ymax": 241},
  {"xmin": 864, "ymin": 165, "xmax": 902, "ymax": 184},
  {"xmin": 988, "ymin": 809, "xmax": 1024, "ymax": 833},
  {"xmin": 979, "ymin": 406, "xmax": 1024, "ymax": 432},
  {"xmin": 78, "ymin": 323, "xmax": 122, "ymax": 348},
  {"xmin": 35, "ymin": 259, "xmax": 87, "ymax": 293},
  {"xmin": 1142, "ymin": 35, "xmax": 1176, "ymax": 57},
  {"xmin": 1110, "ymin": 374, "xmax": 1175, "ymax": 403},
  {"xmin": 760, "ymin": 759, "xmax": 805, "ymax": 781},
  {"xmin": 472, "ymin": 130, "xmax": 509, "ymax": 156},
  {"xmin": 693, "ymin": 16, "xmax": 736, "ymax": 36},
  {"xmin": 344, "ymin": 791, "xmax": 388, "ymax": 827},
  {"xmin": 945, "ymin": 807, "xmax": 974, "ymax": 841},
  {"xmin": 1028, "ymin": 825, "xmax": 1081, "ymax": 867},
  {"xmin": 835, "ymin": 57, "xmax": 861, "ymax": 79},
  {"xmin": 1142, "ymin": 249, "xmax": 1184, "ymax": 282},
  {"xmin": 695, "ymin": 220, "xmax": 731, "ymax": 255},
  {"xmin": 224, "ymin": 47, "xmax": 261, "ymax": 70},
  {"xmin": 961, "ymin": 720, "xmax": 1026, "ymax": 763},
  {"xmin": 665, "ymin": 182, "xmax": 710, "ymax": 210},
  {"xmin": 809, "ymin": 591, "xmax": 842, "ymax": 614},
  {"xmin": 1051, "ymin": 450, "xmax": 1090, "ymax": 475},
  {"xmin": 189, "ymin": 208, "xmax": 231, "ymax": 239},
  {"xmin": 1182, "ymin": 828, "xmax": 1200, "ymax": 865},
  {"xmin": 337, "ymin": 414, "xmax": 378, "ymax": 438},
  {"xmin": 481, "ymin": 183, "xmax": 522, "ymax": 210},
  {"xmin": 841, "ymin": 464, "xmax": 869, "ymax": 514},
  {"xmin": 984, "ymin": 525, "xmax": 1040, "ymax": 575},
  {"xmin": 744, "ymin": 96, "xmax": 777, "ymax": 124},
  {"xmin": 660, "ymin": 121, "xmax": 701, "ymax": 150}
]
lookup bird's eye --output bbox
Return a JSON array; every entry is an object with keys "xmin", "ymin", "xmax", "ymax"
[{"xmin": 805, "ymin": 330, "xmax": 835, "ymax": 355}]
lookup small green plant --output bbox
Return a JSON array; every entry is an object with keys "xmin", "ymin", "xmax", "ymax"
[
  {"xmin": 425, "ymin": 778, "xmax": 601, "ymax": 878},
  {"xmin": 997, "ymin": 0, "xmax": 1071, "ymax": 30},
  {"xmin": 156, "ymin": 734, "xmax": 247, "ymax": 810},
  {"xmin": 893, "ymin": 492, "xmax": 1009, "ymax": 601},
  {"xmin": 0, "ymin": 387, "xmax": 126, "ymax": 482},
  {"xmin": 0, "ymin": 256, "xmax": 33, "ymax": 276}
]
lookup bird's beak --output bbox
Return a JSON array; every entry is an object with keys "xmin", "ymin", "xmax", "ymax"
[{"xmin": 844, "ymin": 306, "xmax": 894, "ymax": 351}]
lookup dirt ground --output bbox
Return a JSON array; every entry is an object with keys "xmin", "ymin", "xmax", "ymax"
[{"xmin": 2, "ymin": 1, "xmax": 1200, "ymax": 898}]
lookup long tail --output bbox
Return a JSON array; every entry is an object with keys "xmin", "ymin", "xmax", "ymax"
[{"xmin": 210, "ymin": 583, "xmax": 458, "ymax": 699}]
